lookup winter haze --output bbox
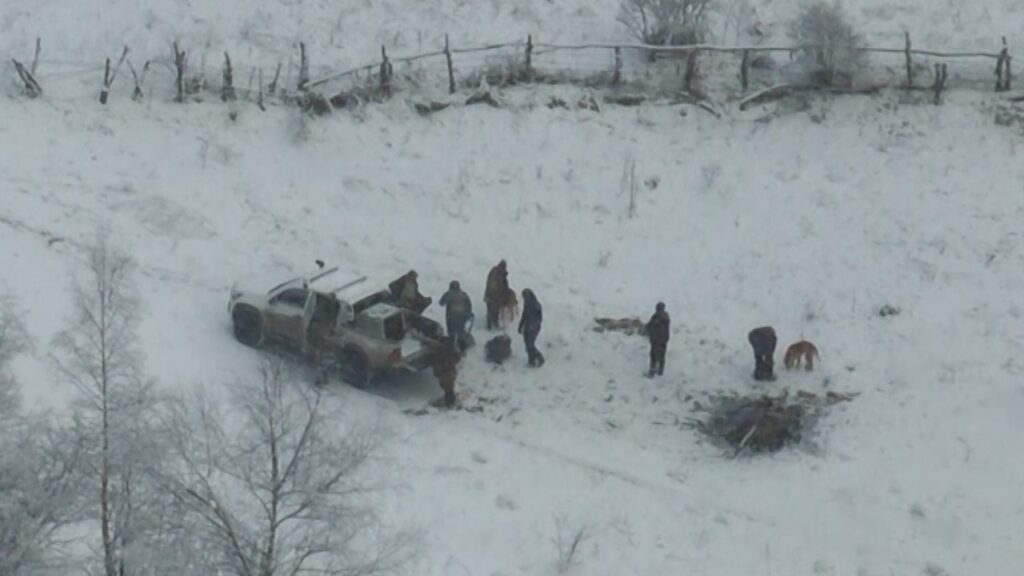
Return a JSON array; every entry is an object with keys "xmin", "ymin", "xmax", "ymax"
[{"xmin": 2, "ymin": 0, "xmax": 1023, "ymax": 575}]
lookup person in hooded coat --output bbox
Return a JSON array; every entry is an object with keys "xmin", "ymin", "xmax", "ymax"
[
  {"xmin": 517, "ymin": 288, "xmax": 544, "ymax": 367},
  {"xmin": 645, "ymin": 302, "xmax": 670, "ymax": 377},
  {"xmin": 439, "ymin": 280, "xmax": 473, "ymax": 353},
  {"xmin": 484, "ymin": 260, "xmax": 510, "ymax": 330}
]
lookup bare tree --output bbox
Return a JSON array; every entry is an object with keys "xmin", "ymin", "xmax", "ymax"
[
  {"xmin": 787, "ymin": 0, "xmax": 866, "ymax": 87},
  {"xmin": 0, "ymin": 294, "xmax": 85, "ymax": 576},
  {"xmin": 158, "ymin": 355, "xmax": 415, "ymax": 576},
  {"xmin": 618, "ymin": 0, "xmax": 715, "ymax": 47},
  {"xmin": 51, "ymin": 233, "xmax": 163, "ymax": 576},
  {"xmin": 0, "ymin": 291, "xmax": 29, "ymax": 415},
  {"xmin": 0, "ymin": 415, "xmax": 86, "ymax": 576}
]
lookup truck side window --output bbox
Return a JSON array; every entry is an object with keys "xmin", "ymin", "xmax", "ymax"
[
  {"xmin": 383, "ymin": 314, "xmax": 405, "ymax": 341},
  {"xmin": 275, "ymin": 288, "xmax": 309, "ymax": 308}
]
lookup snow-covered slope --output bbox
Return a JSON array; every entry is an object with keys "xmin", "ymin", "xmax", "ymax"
[
  {"xmin": 3, "ymin": 0, "xmax": 1024, "ymax": 574},
  {"xmin": 4, "ymin": 85, "xmax": 1024, "ymax": 573}
]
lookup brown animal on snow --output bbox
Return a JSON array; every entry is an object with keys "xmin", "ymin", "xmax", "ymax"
[
  {"xmin": 784, "ymin": 340, "xmax": 820, "ymax": 371},
  {"xmin": 499, "ymin": 289, "xmax": 518, "ymax": 327}
]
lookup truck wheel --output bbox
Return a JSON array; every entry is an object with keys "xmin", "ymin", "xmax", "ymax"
[
  {"xmin": 338, "ymin": 347, "xmax": 372, "ymax": 388},
  {"xmin": 232, "ymin": 308, "xmax": 263, "ymax": 348}
]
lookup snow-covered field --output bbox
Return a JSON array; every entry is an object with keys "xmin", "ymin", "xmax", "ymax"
[{"xmin": 3, "ymin": 1, "xmax": 1024, "ymax": 575}]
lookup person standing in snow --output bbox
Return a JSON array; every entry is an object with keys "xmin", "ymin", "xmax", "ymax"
[
  {"xmin": 430, "ymin": 336, "xmax": 461, "ymax": 408},
  {"xmin": 484, "ymin": 260, "xmax": 510, "ymax": 330},
  {"xmin": 645, "ymin": 302, "xmax": 670, "ymax": 377},
  {"xmin": 518, "ymin": 288, "xmax": 544, "ymax": 367},
  {"xmin": 439, "ymin": 280, "xmax": 473, "ymax": 353},
  {"xmin": 390, "ymin": 270, "xmax": 432, "ymax": 313},
  {"xmin": 748, "ymin": 326, "xmax": 777, "ymax": 381}
]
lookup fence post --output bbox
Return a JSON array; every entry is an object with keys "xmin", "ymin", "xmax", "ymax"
[
  {"xmin": 100, "ymin": 58, "xmax": 111, "ymax": 104},
  {"xmin": 379, "ymin": 45, "xmax": 393, "ymax": 97},
  {"xmin": 525, "ymin": 34, "xmax": 533, "ymax": 81},
  {"xmin": 445, "ymin": 34, "xmax": 456, "ymax": 94},
  {"xmin": 1006, "ymin": 54, "xmax": 1013, "ymax": 91},
  {"xmin": 298, "ymin": 42, "xmax": 309, "ymax": 92},
  {"xmin": 740, "ymin": 49, "xmax": 750, "ymax": 92},
  {"xmin": 904, "ymin": 31, "xmax": 913, "ymax": 88},
  {"xmin": 933, "ymin": 63, "xmax": 948, "ymax": 105},
  {"xmin": 684, "ymin": 49, "xmax": 699, "ymax": 93},
  {"xmin": 173, "ymin": 42, "xmax": 185, "ymax": 103},
  {"xmin": 613, "ymin": 47, "xmax": 622, "ymax": 85},
  {"xmin": 258, "ymin": 67, "xmax": 265, "ymax": 111},
  {"xmin": 996, "ymin": 37, "xmax": 1012, "ymax": 92}
]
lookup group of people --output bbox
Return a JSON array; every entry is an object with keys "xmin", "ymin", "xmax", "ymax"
[
  {"xmin": 390, "ymin": 260, "xmax": 546, "ymax": 408},
  {"xmin": 398, "ymin": 259, "xmax": 679, "ymax": 408}
]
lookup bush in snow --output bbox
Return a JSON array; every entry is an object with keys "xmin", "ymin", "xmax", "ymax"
[
  {"xmin": 786, "ymin": 0, "xmax": 867, "ymax": 87},
  {"xmin": 618, "ymin": 0, "xmax": 716, "ymax": 47}
]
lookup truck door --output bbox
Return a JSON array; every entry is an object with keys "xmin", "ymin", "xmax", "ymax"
[{"xmin": 264, "ymin": 287, "xmax": 310, "ymax": 349}]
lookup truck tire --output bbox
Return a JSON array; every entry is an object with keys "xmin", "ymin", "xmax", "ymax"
[
  {"xmin": 338, "ymin": 346, "xmax": 372, "ymax": 388},
  {"xmin": 232, "ymin": 307, "xmax": 263, "ymax": 348}
]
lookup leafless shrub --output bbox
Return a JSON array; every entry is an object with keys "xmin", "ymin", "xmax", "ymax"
[
  {"xmin": 0, "ymin": 292, "xmax": 29, "ymax": 416},
  {"xmin": 551, "ymin": 515, "xmax": 589, "ymax": 574},
  {"xmin": 157, "ymin": 355, "xmax": 416, "ymax": 576},
  {"xmin": 618, "ymin": 0, "xmax": 715, "ymax": 47},
  {"xmin": 786, "ymin": 0, "xmax": 867, "ymax": 87}
]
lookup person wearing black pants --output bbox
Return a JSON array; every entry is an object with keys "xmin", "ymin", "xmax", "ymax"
[
  {"xmin": 645, "ymin": 302, "xmax": 670, "ymax": 377},
  {"xmin": 748, "ymin": 326, "xmax": 777, "ymax": 381},
  {"xmin": 518, "ymin": 288, "xmax": 545, "ymax": 367}
]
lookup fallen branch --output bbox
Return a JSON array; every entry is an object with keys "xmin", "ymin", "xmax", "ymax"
[
  {"xmin": 12, "ymin": 59, "xmax": 43, "ymax": 97},
  {"xmin": 738, "ymin": 83, "xmax": 796, "ymax": 110}
]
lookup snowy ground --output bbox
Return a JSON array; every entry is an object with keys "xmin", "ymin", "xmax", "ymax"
[{"xmin": 3, "ymin": 1, "xmax": 1024, "ymax": 575}]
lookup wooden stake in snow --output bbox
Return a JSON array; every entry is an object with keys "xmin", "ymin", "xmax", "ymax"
[
  {"xmin": 258, "ymin": 68, "xmax": 265, "ymax": 111},
  {"xmin": 525, "ymin": 34, "xmax": 533, "ymax": 81},
  {"xmin": 995, "ymin": 37, "xmax": 1012, "ymax": 92},
  {"xmin": 99, "ymin": 46, "xmax": 129, "ymax": 105},
  {"xmin": 222, "ymin": 52, "xmax": 236, "ymax": 102},
  {"xmin": 30, "ymin": 37, "xmax": 41, "ymax": 75},
  {"xmin": 297, "ymin": 42, "xmax": 309, "ymax": 92},
  {"xmin": 904, "ymin": 31, "xmax": 913, "ymax": 89},
  {"xmin": 684, "ymin": 49, "xmax": 699, "ymax": 94},
  {"xmin": 127, "ymin": 59, "xmax": 148, "ymax": 102},
  {"xmin": 740, "ymin": 49, "xmax": 750, "ymax": 92},
  {"xmin": 269, "ymin": 62, "xmax": 281, "ymax": 95},
  {"xmin": 444, "ymin": 34, "xmax": 456, "ymax": 94},
  {"xmin": 933, "ymin": 63, "xmax": 948, "ymax": 105},
  {"xmin": 379, "ymin": 45, "xmax": 393, "ymax": 97},
  {"xmin": 613, "ymin": 47, "xmax": 622, "ymax": 86},
  {"xmin": 173, "ymin": 42, "xmax": 186, "ymax": 103}
]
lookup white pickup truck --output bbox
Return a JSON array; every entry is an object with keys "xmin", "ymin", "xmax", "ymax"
[{"xmin": 228, "ymin": 265, "xmax": 444, "ymax": 386}]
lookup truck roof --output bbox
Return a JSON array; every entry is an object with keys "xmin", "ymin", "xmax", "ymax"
[{"xmin": 269, "ymin": 266, "xmax": 383, "ymax": 304}]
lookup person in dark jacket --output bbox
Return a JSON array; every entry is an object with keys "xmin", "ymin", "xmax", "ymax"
[
  {"xmin": 430, "ymin": 336, "xmax": 460, "ymax": 408},
  {"xmin": 389, "ymin": 271, "xmax": 432, "ymax": 314},
  {"xmin": 484, "ymin": 260, "xmax": 510, "ymax": 330},
  {"xmin": 645, "ymin": 302, "xmax": 670, "ymax": 377},
  {"xmin": 517, "ymin": 288, "xmax": 544, "ymax": 367},
  {"xmin": 748, "ymin": 326, "xmax": 778, "ymax": 381},
  {"xmin": 439, "ymin": 280, "xmax": 473, "ymax": 353}
]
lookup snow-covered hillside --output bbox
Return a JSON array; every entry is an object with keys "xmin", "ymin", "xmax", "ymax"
[{"xmin": 3, "ymin": 1, "xmax": 1024, "ymax": 575}]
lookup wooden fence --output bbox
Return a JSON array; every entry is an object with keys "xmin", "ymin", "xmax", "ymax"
[{"xmin": 8, "ymin": 33, "xmax": 1015, "ymax": 108}]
